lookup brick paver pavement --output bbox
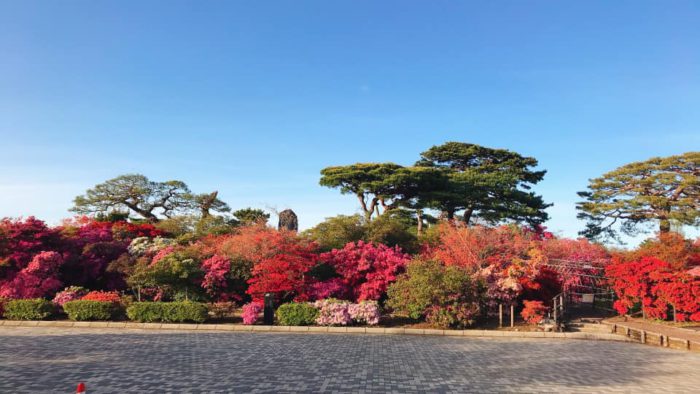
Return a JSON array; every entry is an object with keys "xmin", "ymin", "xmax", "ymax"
[{"xmin": 1, "ymin": 326, "xmax": 699, "ymax": 393}]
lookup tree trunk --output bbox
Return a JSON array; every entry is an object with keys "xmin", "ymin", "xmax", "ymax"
[
  {"xmin": 463, "ymin": 207, "xmax": 474, "ymax": 225},
  {"xmin": 416, "ymin": 210, "xmax": 424, "ymax": 235}
]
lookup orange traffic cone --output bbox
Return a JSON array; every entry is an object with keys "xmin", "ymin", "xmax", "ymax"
[{"xmin": 76, "ymin": 382, "xmax": 86, "ymax": 393}]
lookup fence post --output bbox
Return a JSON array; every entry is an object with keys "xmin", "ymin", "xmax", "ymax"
[
  {"xmin": 499, "ymin": 304, "xmax": 503, "ymax": 328},
  {"xmin": 673, "ymin": 305, "xmax": 677, "ymax": 323},
  {"xmin": 641, "ymin": 330, "xmax": 646, "ymax": 344},
  {"xmin": 510, "ymin": 304, "xmax": 514, "ymax": 328}
]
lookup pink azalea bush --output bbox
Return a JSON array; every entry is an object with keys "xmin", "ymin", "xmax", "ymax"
[
  {"xmin": 314, "ymin": 299, "xmax": 352, "ymax": 326},
  {"xmin": 348, "ymin": 301, "xmax": 381, "ymax": 325},
  {"xmin": 313, "ymin": 299, "xmax": 380, "ymax": 326},
  {"xmin": 201, "ymin": 255, "xmax": 231, "ymax": 297},
  {"xmin": 0, "ymin": 251, "xmax": 65, "ymax": 299},
  {"xmin": 241, "ymin": 302, "xmax": 263, "ymax": 325},
  {"xmin": 52, "ymin": 286, "xmax": 88, "ymax": 306}
]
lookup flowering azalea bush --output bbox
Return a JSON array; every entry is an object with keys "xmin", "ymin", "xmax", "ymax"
[
  {"xmin": 607, "ymin": 255, "xmax": 700, "ymax": 321},
  {"xmin": 520, "ymin": 300, "xmax": 547, "ymax": 324},
  {"xmin": 318, "ymin": 241, "xmax": 410, "ymax": 301},
  {"xmin": 241, "ymin": 302, "xmax": 263, "ymax": 325},
  {"xmin": 0, "ymin": 251, "xmax": 65, "ymax": 299},
  {"xmin": 52, "ymin": 286, "xmax": 88, "ymax": 306},
  {"xmin": 314, "ymin": 299, "xmax": 352, "ymax": 326},
  {"xmin": 348, "ymin": 301, "xmax": 381, "ymax": 325},
  {"xmin": 81, "ymin": 290, "xmax": 122, "ymax": 304}
]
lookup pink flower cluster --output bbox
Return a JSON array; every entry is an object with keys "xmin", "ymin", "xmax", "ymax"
[
  {"xmin": 201, "ymin": 255, "xmax": 231, "ymax": 296},
  {"xmin": 314, "ymin": 299, "xmax": 352, "ymax": 325},
  {"xmin": 0, "ymin": 251, "xmax": 65, "ymax": 299},
  {"xmin": 241, "ymin": 302, "xmax": 263, "ymax": 325},
  {"xmin": 348, "ymin": 301, "xmax": 381, "ymax": 325},
  {"xmin": 52, "ymin": 286, "xmax": 88, "ymax": 306},
  {"xmin": 313, "ymin": 299, "xmax": 381, "ymax": 326}
]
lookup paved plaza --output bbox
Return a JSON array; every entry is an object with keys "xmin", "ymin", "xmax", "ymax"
[{"xmin": 1, "ymin": 327, "xmax": 700, "ymax": 393}]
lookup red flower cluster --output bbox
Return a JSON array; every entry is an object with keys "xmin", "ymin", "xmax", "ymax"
[
  {"xmin": 607, "ymin": 256, "xmax": 700, "ymax": 321},
  {"xmin": 81, "ymin": 290, "xmax": 122, "ymax": 304},
  {"xmin": 319, "ymin": 241, "xmax": 410, "ymax": 302}
]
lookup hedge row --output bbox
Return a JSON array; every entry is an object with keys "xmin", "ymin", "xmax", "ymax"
[
  {"xmin": 1, "ymin": 300, "xmax": 207, "ymax": 323},
  {"xmin": 126, "ymin": 302, "xmax": 208, "ymax": 323}
]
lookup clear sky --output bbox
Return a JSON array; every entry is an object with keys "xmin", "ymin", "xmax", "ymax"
[{"xmin": 1, "ymin": 1, "xmax": 699, "ymax": 243}]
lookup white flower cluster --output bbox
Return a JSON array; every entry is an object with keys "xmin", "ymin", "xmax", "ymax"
[{"xmin": 127, "ymin": 236, "xmax": 174, "ymax": 256}]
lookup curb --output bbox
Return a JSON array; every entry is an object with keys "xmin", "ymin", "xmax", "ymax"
[{"xmin": 0, "ymin": 319, "xmax": 633, "ymax": 342}]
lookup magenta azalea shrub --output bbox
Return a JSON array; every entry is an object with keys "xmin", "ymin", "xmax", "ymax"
[
  {"xmin": 52, "ymin": 286, "xmax": 88, "ymax": 306},
  {"xmin": 348, "ymin": 301, "xmax": 381, "ymax": 325},
  {"xmin": 241, "ymin": 302, "xmax": 263, "ymax": 325}
]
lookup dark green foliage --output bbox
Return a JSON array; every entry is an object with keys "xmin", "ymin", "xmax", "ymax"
[
  {"xmin": 71, "ymin": 174, "xmax": 230, "ymax": 222},
  {"xmin": 3, "ymin": 299, "xmax": 54, "ymax": 320},
  {"xmin": 126, "ymin": 301, "xmax": 208, "ymax": 323},
  {"xmin": 232, "ymin": 208, "xmax": 270, "ymax": 225},
  {"xmin": 577, "ymin": 152, "xmax": 700, "ymax": 241},
  {"xmin": 416, "ymin": 142, "xmax": 550, "ymax": 225},
  {"xmin": 276, "ymin": 302, "xmax": 319, "ymax": 326},
  {"xmin": 320, "ymin": 142, "xmax": 550, "ymax": 231},
  {"xmin": 63, "ymin": 300, "xmax": 117, "ymax": 321}
]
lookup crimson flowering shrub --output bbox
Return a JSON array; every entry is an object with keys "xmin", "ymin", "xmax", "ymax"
[
  {"xmin": 318, "ymin": 241, "xmax": 410, "ymax": 302},
  {"xmin": 81, "ymin": 290, "xmax": 122, "ymax": 304},
  {"xmin": 520, "ymin": 300, "xmax": 547, "ymax": 324},
  {"xmin": 607, "ymin": 256, "xmax": 700, "ymax": 321},
  {"xmin": 241, "ymin": 302, "xmax": 263, "ymax": 325},
  {"xmin": 0, "ymin": 251, "xmax": 65, "ymax": 299},
  {"xmin": 197, "ymin": 225, "xmax": 318, "ymax": 303},
  {"xmin": 306, "ymin": 278, "xmax": 346, "ymax": 300}
]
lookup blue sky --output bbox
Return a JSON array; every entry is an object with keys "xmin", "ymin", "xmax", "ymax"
[{"xmin": 1, "ymin": 1, "xmax": 699, "ymax": 243}]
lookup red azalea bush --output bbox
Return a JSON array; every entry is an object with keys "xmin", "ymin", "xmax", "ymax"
[
  {"xmin": 81, "ymin": 290, "xmax": 122, "ymax": 304},
  {"xmin": 607, "ymin": 255, "xmax": 700, "ymax": 321},
  {"xmin": 521, "ymin": 300, "xmax": 547, "ymax": 324},
  {"xmin": 247, "ymin": 253, "xmax": 316, "ymax": 302},
  {"xmin": 318, "ymin": 241, "xmax": 410, "ymax": 302}
]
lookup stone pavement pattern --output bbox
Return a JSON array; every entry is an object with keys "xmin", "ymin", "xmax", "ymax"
[{"xmin": 1, "ymin": 327, "xmax": 700, "ymax": 393}]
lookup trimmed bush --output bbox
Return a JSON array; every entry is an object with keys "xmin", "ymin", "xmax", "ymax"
[
  {"xmin": 276, "ymin": 302, "xmax": 319, "ymax": 326},
  {"xmin": 63, "ymin": 300, "xmax": 116, "ymax": 321},
  {"xmin": 126, "ymin": 302, "xmax": 208, "ymax": 323},
  {"xmin": 3, "ymin": 299, "xmax": 54, "ymax": 320}
]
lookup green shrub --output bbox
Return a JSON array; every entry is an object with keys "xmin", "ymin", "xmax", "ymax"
[
  {"xmin": 276, "ymin": 302, "xmax": 319, "ymax": 326},
  {"xmin": 62, "ymin": 300, "xmax": 117, "ymax": 321},
  {"xmin": 126, "ymin": 302, "xmax": 208, "ymax": 323},
  {"xmin": 387, "ymin": 260, "xmax": 483, "ymax": 328},
  {"xmin": 3, "ymin": 299, "xmax": 54, "ymax": 320}
]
